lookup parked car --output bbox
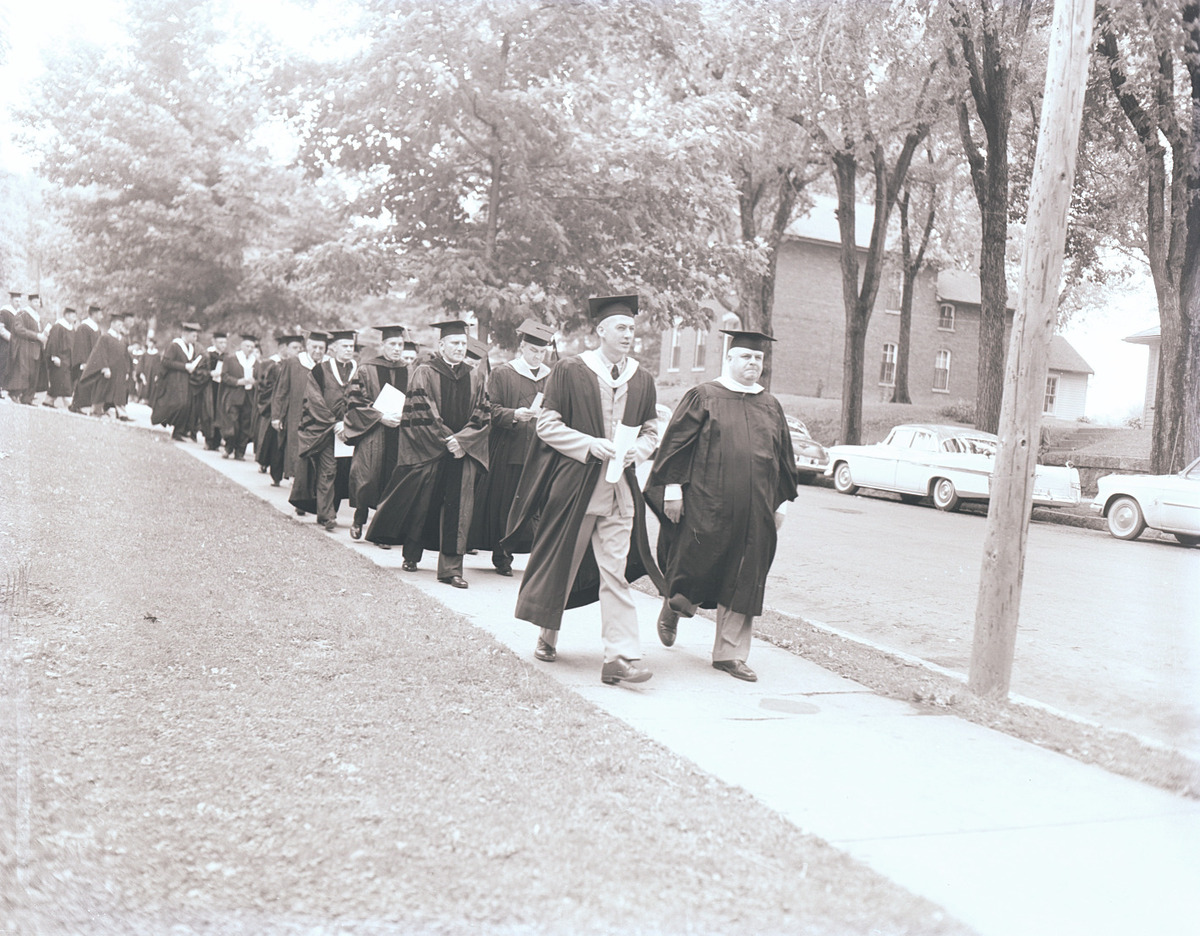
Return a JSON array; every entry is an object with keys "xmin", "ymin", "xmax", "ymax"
[
  {"xmin": 787, "ymin": 416, "xmax": 830, "ymax": 480},
  {"xmin": 824, "ymin": 423, "xmax": 1082, "ymax": 511},
  {"xmin": 1090, "ymin": 456, "xmax": 1200, "ymax": 546}
]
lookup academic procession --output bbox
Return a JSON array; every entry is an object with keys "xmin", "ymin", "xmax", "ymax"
[{"xmin": 1, "ymin": 291, "xmax": 798, "ymax": 687}]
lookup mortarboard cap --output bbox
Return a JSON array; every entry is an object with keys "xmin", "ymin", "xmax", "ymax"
[
  {"xmin": 27, "ymin": 293, "xmax": 39, "ymax": 302},
  {"xmin": 430, "ymin": 319, "xmax": 470, "ymax": 338},
  {"xmin": 374, "ymin": 323, "xmax": 408, "ymax": 341},
  {"xmin": 180, "ymin": 321, "xmax": 201, "ymax": 332},
  {"xmin": 516, "ymin": 318, "xmax": 555, "ymax": 346},
  {"xmin": 329, "ymin": 329, "xmax": 357, "ymax": 343},
  {"xmin": 212, "ymin": 330, "xmax": 227, "ymax": 339},
  {"xmin": 720, "ymin": 329, "xmax": 777, "ymax": 352},
  {"xmin": 87, "ymin": 305, "xmax": 101, "ymax": 314},
  {"xmin": 588, "ymin": 295, "xmax": 638, "ymax": 322},
  {"xmin": 277, "ymin": 333, "xmax": 304, "ymax": 345},
  {"xmin": 240, "ymin": 333, "xmax": 258, "ymax": 342},
  {"xmin": 306, "ymin": 329, "xmax": 333, "ymax": 344},
  {"xmin": 466, "ymin": 337, "xmax": 489, "ymax": 361},
  {"xmin": 403, "ymin": 341, "xmax": 418, "ymax": 352},
  {"xmin": 8, "ymin": 289, "xmax": 21, "ymax": 298},
  {"xmin": 64, "ymin": 306, "xmax": 77, "ymax": 315}
]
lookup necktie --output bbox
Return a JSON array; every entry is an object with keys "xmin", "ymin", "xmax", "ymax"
[{"xmin": 611, "ymin": 363, "xmax": 620, "ymax": 380}]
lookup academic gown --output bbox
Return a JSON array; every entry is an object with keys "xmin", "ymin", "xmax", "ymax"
[
  {"xmin": 71, "ymin": 321, "xmax": 100, "ymax": 403},
  {"xmin": 151, "ymin": 340, "xmax": 208, "ymax": 431},
  {"xmin": 645, "ymin": 381, "xmax": 799, "ymax": 617},
  {"xmin": 217, "ymin": 351, "xmax": 256, "ymax": 439},
  {"xmin": 468, "ymin": 359, "xmax": 549, "ymax": 554},
  {"xmin": 204, "ymin": 348, "xmax": 224, "ymax": 445},
  {"xmin": 0, "ymin": 307, "xmax": 13, "ymax": 390},
  {"xmin": 139, "ymin": 348, "xmax": 162, "ymax": 402},
  {"xmin": 7, "ymin": 309, "xmax": 45, "ymax": 395},
  {"xmin": 289, "ymin": 359, "xmax": 354, "ymax": 514},
  {"xmin": 365, "ymin": 358, "xmax": 490, "ymax": 552},
  {"xmin": 272, "ymin": 354, "xmax": 317, "ymax": 479},
  {"xmin": 344, "ymin": 357, "xmax": 408, "ymax": 510},
  {"xmin": 254, "ymin": 357, "xmax": 283, "ymax": 471},
  {"xmin": 76, "ymin": 332, "xmax": 132, "ymax": 408},
  {"xmin": 45, "ymin": 321, "xmax": 75, "ymax": 397},
  {"xmin": 503, "ymin": 356, "xmax": 664, "ymax": 630}
]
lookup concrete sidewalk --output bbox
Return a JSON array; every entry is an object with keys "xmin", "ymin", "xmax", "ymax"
[{"xmin": 163, "ymin": 435, "xmax": 1200, "ymax": 936}]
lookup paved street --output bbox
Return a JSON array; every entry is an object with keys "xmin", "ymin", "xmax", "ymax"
[{"xmin": 765, "ymin": 484, "xmax": 1200, "ymax": 754}]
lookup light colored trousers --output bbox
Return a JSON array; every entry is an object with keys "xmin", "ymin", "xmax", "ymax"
[
  {"xmin": 540, "ymin": 511, "xmax": 641, "ymax": 663},
  {"xmin": 671, "ymin": 595, "xmax": 754, "ymax": 663}
]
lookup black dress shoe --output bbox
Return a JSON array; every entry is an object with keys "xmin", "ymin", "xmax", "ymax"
[
  {"xmin": 376, "ymin": 542, "xmax": 391, "ymax": 550},
  {"xmin": 259, "ymin": 464, "xmax": 268, "ymax": 473},
  {"xmin": 322, "ymin": 520, "xmax": 337, "ymax": 531},
  {"xmin": 712, "ymin": 660, "xmax": 757, "ymax": 682},
  {"xmin": 668, "ymin": 593, "xmax": 696, "ymax": 618},
  {"xmin": 534, "ymin": 638, "xmax": 557, "ymax": 662},
  {"xmin": 601, "ymin": 657, "xmax": 652, "ymax": 685},
  {"xmin": 438, "ymin": 575, "xmax": 469, "ymax": 589},
  {"xmin": 401, "ymin": 560, "xmax": 418, "ymax": 571},
  {"xmin": 656, "ymin": 600, "xmax": 679, "ymax": 647},
  {"xmin": 350, "ymin": 524, "xmax": 362, "ymax": 540},
  {"xmin": 222, "ymin": 451, "xmax": 231, "ymax": 459},
  {"xmin": 495, "ymin": 564, "xmax": 513, "ymax": 577},
  {"xmin": 295, "ymin": 509, "xmax": 307, "ymax": 517}
]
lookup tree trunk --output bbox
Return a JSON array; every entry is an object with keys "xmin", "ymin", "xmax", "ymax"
[
  {"xmin": 833, "ymin": 152, "xmax": 864, "ymax": 445},
  {"xmin": 893, "ymin": 183, "xmax": 935, "ymax": 405},
  {"xmin": 893, "ymin": 270, "xmax": 915, "ymax": 404},
  {"xmin": 974, "ymin": 171, "xmax": 1009, "ymax": 433}
]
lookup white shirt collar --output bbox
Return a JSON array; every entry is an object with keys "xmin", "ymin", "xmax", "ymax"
[
  {"xmin": 298, "ymin": 351, "xmax": 316, "ymax": 370},
  {"xmin": 581, "ymin": 348, "xmax": 638, "ymax": 388},
  {"xmin": 83, "ymin": 318, "xmax": 99, "ymax": 331},
  {"xmin": 106, "ymin": 327, "xmax": 122, "ymax": 339},
  {"xmin": 510, "ymin": 357, "xmax": 550, "ymax": 381},
  {"xmin": 716, "ymin": 374, "xmax": 764, "ymax": 395}
]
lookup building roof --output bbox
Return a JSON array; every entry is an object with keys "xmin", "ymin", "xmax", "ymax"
[
  {"xmin": 1048, "ymin": 334, "xmax": 1093, "ymax": 375},
  {"xmin": 1123, "ymin": 326, "xmax": 1160, "ymax": 345},
  {"xmin": 935, "ymin": 269, "xmax": 1020, "ymax": 311},
  {"xmin": 785, "ymin": 193, "xmax": 875, "ymax": 249}
]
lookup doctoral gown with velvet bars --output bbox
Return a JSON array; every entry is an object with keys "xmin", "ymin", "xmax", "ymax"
[
  {"xmin": 468, "ymin": 361, "xmax": 548, "ymax": 553},
  {"xmin": 365, "ymin": 358, "xmax": 489, "ymax": 552},
  {"xmin": 645, "ymin": 381, "xmax": 799, "ymax": 617},
  {"xmin": 503, "ymin": 356, "xmax": 663, "ymax": 630},
  {"xmin": 344, "ymin": 357, "xmax": 408, "ymax": 511}
]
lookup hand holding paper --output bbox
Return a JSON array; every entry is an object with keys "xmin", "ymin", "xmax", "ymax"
[
  {"xmin": 373, "ymin": 383, "xmax": 406, "ymax": 422},
  {"xmin": 605, "ymin": 422, "xmax": 640, "ymax": 483}
]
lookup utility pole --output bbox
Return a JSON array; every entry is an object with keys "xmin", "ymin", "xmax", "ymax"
[{"xmin": 969, "ymin": 0, "xmax": 1095, "ymax": 698}]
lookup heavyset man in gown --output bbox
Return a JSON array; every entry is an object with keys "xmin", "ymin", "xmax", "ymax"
[
  {"xmin": 366, "ymin": 320, "xmax": 490, "ymax": 588},
  {"xmin": 150, "ymin": 322, "xmax": 208, "ymax": 440},
  {"xmin": 504, "ymin": 296, "xmax": 663, "ymax": 686},
  {"xmin": 646, "ymin": 330, "xmax": 799, "ymax": 683}
]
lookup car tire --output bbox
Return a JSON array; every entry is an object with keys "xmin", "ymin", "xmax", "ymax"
[
  {"xmin": 898, "ymin": 493, "xmax": 924, "ymax": 505},
  {"xmin": 1174, "ymin": 533, "xmax": 1200, "ymax": 547},
  {"xmin": 1106, "ymin": 495, "xmax": 1146, "ymax": 541},
  {"xmin": 832, "ymin": 462, "xmax": 858, "ymax": 495},
  {"xmin": 931, "ymin": 478, "xmax": 960, "ymax": 512}
]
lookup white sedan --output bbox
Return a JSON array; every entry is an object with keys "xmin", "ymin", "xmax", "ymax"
[
  {"xmin": 1091, "ymin": 456, "xmax": 1200, "ymax": 546},
  {"xmin": 825, "ymin": 423, "xmax": 1082, "ymax": 512}
]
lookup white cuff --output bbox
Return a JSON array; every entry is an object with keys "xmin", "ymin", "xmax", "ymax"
[{"xmin": 665, "ymin": 484, "xmax": 683, "ymax": 502}]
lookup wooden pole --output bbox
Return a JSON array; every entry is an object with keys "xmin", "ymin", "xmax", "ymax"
[{"xmin": 969, "ymin": 0, "xmax": 1095, "ymax": 698}]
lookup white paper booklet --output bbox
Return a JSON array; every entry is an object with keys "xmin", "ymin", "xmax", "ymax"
[
  {"xmin": 373, "ymin": 382, "xmax": 406, "ymax": 419},
  {"xmin": 606, "ymin": 422, "xmax": 640, "ymax": 483}
]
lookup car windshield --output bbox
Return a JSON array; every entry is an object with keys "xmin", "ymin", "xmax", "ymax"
[{"xmin": 1183, "ymin": 458, "xmax": 1200, "ymax": 481}]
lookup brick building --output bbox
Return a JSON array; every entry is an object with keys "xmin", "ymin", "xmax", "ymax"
[{"xmin": 660, "ymin": 197, "xmax": 1092, "ymax": 418}]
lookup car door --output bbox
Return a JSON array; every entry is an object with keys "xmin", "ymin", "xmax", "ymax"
[
  {"xmin": 1154, "ymin": 460, "xmax": 1200, "ymax": 533},
  {"xmin": 893, "ymin": 429, "xmax": 939, "ymax": 494},
  {"xmin": 855, "ymin": 427, "xmax": 912, "ymax": 490}
]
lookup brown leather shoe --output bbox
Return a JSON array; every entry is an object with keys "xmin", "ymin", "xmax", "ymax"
[
  {"xmin": 601, "ymin": 657, "xmax": 652, "ymax": 685},
  {"xmin": 712, "ymin": 660, "xmax": 757, "ymax": 682},
  {"xmin": 401, "ymin": 559, "xmax": 418, "ymax": 571},
  {"xmin": 534, "ymin": 638, "xmax": 557, "ymax": 662},
  {"xmin": 656, "ymin": 600, "xmax": 679, "ymax": 647},
  {"xmin": 438, "ymin": 575, "xmax": 469, "ymax": 589}
]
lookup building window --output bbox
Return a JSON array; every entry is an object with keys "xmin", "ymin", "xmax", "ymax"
[
  {"xmin": 1044, "ymin": 375, "xmax": 1058, "ymax": 415},
  {"xmin": 879, "ymin": 343, "xmax": 897, "ymax": 386},
  {"xmin": 938, "ymin": 303, "xmax": 955, "ymax": 331},
  {"xmin": 693, "ymin": 329, "xmax": 707, "ymax": 370},
  {"xmin": 668, "ymin": 326, "xmax": 681, "ymax": 372},
  {"xmin": 933, "ymin": 350, "xmax": 951, "ymax": 392}
]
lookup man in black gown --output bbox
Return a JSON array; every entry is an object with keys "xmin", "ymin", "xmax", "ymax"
[{"xmin": 646, "ymin": 330, "xmax": 799, "ymax": 682}]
